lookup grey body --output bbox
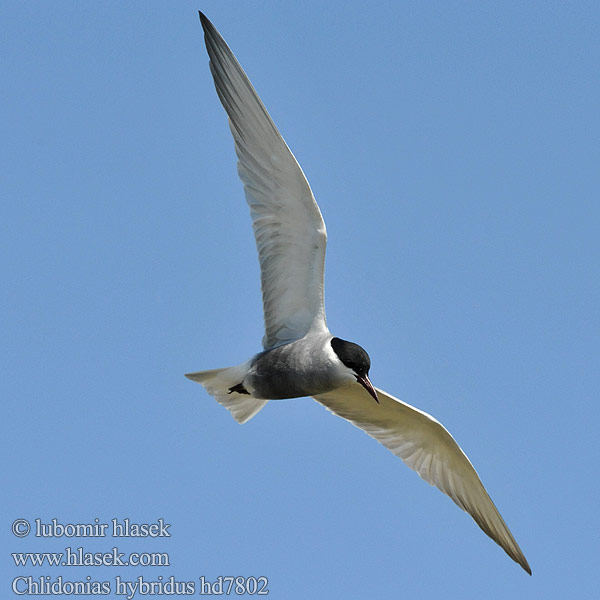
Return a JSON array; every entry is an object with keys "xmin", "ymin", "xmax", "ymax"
[{"xmin": 245, "ymin": 333, "xmax": 341, "ymax": 399}]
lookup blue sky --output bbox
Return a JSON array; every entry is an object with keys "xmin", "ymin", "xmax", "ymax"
[{"xmin": 2, "ymin": 1, "xmax": 598, "ymax": 597}]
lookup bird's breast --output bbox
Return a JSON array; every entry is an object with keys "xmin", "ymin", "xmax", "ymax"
[{"xmin": 244, "ymin": 339, "xmax": 342, "ymax": 400}]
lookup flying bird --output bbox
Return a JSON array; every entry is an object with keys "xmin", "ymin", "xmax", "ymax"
[{"xmin": 187, "ymin": 12, "xmax": 531, "ymax": 575}]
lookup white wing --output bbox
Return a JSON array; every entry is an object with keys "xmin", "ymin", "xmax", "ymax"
[
  {"xmin": 313, "ymin": 384, "xmax": 531, "ymax": 574},
  {"xmin": 200, "ymin": 13, "xmax": 328, "ymax": 350}
]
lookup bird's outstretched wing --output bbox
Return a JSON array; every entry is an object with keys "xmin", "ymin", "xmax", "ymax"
[
  {"xmin": 199, "ymin": 12, "xmax": 328, "ymax": 350},
  {"xmin": 313, "ymin": 384, "xmax": 531, "ymax": 574}
]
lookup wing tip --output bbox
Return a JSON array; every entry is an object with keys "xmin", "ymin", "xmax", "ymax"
[
  {"xmin": 198, "ymin": 11, "xmax": 216, "ymax": 37},
  {"xmin": 518, "ymin": 555, "xmax": 532, "ymax": 576}
]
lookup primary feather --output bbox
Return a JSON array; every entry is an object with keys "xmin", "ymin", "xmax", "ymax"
[
  {"xmin": 314, "ymin": 383, "xmax": 531, "ymax": 574},
  {"xmin": 200, "ymin": 13, "xmax": 327, "ymax": 350}
]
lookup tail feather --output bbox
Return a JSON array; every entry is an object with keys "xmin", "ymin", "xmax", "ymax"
[{"xmin": 185, "ymin": 363, "xmax": 268, "ymax": 424}]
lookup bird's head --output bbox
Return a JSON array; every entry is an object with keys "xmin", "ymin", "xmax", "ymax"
[{"xmin": 330, "ymin": 337, "xmax": 379, "ymax": 403}]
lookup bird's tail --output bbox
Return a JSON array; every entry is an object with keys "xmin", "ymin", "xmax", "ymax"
[{"xmin": 185, "ymin": 363, "xmax": 268, "ymax": 424}]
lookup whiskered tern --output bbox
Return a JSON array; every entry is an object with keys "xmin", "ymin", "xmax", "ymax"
[{"xmin": 187, "ymin": 12, "xmax": 531, "ymax": 575}]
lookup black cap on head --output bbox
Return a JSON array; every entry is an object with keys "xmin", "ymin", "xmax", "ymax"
[
  {"xmin": 331, "ymin": 337, "xmax": 371, "ymax": 376},
  {"xmin": 331, "ymin": 337, "xmax": 378, "ymax": 403}
]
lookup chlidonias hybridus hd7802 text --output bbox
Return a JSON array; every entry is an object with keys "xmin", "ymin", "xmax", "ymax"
[{"xmin": 187, "ymin": 12, "xmax": 531, "ymax": 575}]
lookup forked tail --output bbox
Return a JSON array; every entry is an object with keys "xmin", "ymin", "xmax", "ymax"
[{"xmin": 185, "ymin": 364, "xmax": 268, "ymax": 424}]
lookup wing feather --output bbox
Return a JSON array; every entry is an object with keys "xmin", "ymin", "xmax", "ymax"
[
  {"xmin": 200, "ymin": 13, "xmax": 328, "ymax": 349},
  {"xmin": 313, "ymin": 384, "xmax": 531, "ymax": 574}
]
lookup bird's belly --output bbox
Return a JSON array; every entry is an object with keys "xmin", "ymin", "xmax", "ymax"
[
  {"xmin": 245, "ymin": 347, "xmax": 338, "ymax": 400},
  {"xmin": 245, "ymin": 374, "xmax": 333, "ymax": 400},
  {"xmin": 248, "ymin": 373, "xmax": 333, "ymax": 400}
]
